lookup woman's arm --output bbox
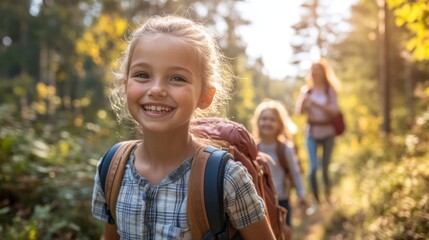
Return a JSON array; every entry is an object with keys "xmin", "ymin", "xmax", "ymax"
[
  {"xmin": 238, "ymin": 216, "xmax": 276, "ymax": 240},
  {"xmin": 104, "ymin": 223, "xmax": 120, "ymax": 240},
  {"xmin": 296, "ymin": 87, "xmax": 311, "ymax": 115}
]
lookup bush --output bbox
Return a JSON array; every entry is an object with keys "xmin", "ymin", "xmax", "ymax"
[
  {"xmin": 323, "ymin": 108, "xmax": 429, "ymax": 239},
  {"xmin": 0, "ymin": 104, "xmax": 119, "ymax": 239}
]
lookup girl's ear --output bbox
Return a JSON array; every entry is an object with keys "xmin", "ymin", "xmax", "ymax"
[{"xmin": 198, "ymin": 86, "xmax": 216, "ymax": 109}]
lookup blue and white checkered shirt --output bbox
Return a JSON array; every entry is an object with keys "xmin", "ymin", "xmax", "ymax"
[{"xmin": 91, "ymin": 149, "xmax": 265, "ymax": 240}]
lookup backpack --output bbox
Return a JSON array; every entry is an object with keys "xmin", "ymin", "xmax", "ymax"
[{"xmin": 98, "ymin": 117, "xmax": 291, "ymax": 239}]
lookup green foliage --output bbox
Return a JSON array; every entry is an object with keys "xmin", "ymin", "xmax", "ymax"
[
  {"xmin": 0, "ymin": 104, "xmax": 119, "ymax": 239},
  {"xmin": 228, "ymin": 54, "xmax": 256, "ymax": 127},
  {"xmin": 322, "ymin": 107, "xmax": 429, "ymax": 239},
  {"xmin": 387, "ymin": 0, "xmax": 429, "ymax": 61}
]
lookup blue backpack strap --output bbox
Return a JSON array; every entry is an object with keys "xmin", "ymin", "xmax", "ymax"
[
  {"xmin": 99, "ymin": 142, "xmax": 123, "ymax": 193},
  {"xmin": 98, "ymin": 142, "xmax": 123, "ymax": 224},
  {"xmin": 203, "ymin": 146, "xmax": 233, "ymax": 240},
  {"xmin": 100, "ymin": 140, "xmax": 141, "ymax": 224}
]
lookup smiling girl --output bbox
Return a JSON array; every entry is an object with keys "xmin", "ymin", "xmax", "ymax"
[
  {"xmin": 251, "ymin": 99, "xmax": 307, "ymax": 228},
  {"xmin": 91, "ymin": 15, "xmax": 275, "ymax": 240}
]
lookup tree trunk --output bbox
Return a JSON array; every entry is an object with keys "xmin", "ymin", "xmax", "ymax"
[
  {"xmin": 403, "ymin": 51, "xmax": 414, "ymax": 126},
  {"xmin": 377, "ymin": 0, "xmax": 390, "ymax": 134}
]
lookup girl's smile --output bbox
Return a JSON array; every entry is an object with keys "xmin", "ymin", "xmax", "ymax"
[
  {"xmin": 142, "ymin": 105, "xmax": 172, "ymax": 113},
  {"xmin": 141, "ymin": 103, "xmax": 175, "ymax": 118}
]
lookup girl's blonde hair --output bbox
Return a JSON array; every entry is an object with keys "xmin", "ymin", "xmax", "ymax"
[
  {"xmin": 251, "ymin": 99, "xmax": 298, "ymax": 142},
  {"xmin": 306, "ymin": 58, "xmax": 340, "ymax": 92},
  {"xmin": 110, "ymin": 15, "xmax": 233, "ymax": 127}
]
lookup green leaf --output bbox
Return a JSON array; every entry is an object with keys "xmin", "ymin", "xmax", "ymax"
[
  {"xmin": 0, "ymin": 207, "xmax": 11, "ymax": 215},
  {"xmin": 51, "ymin": 220, "xmax": 68, "ymax": 231}
]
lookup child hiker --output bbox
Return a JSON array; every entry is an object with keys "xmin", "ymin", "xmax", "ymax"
[
  {"xmin": 251, "ymin": 99, "xmax": 307, "ymax": 227},
  {"xmin": 91, "ymin": 15, "xmax": 275, "ymax": 240}
]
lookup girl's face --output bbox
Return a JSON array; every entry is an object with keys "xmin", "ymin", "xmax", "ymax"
[
  {"xmin": 258, "ymin": 109, "xmax": 282, "ymax": 139},
  {"xmin": 125, "ymin": 34, "xmax": 213, "ymax": 133},
  {"xmin": 311, "ymin": 64, "xmax": 325, "ymax": 85}
]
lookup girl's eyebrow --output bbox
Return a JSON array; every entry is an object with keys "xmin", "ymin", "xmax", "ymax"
[
  {"xmin": 129, "ymin": 62, "xmax": 195, "ymax": 77},
  {"xmin": 129, "ymin": 61, "xmax": 151, "ymax": 70},
  {"xmin": 169, "ymin": 66, "xmax": 195, "ymax": 77}
]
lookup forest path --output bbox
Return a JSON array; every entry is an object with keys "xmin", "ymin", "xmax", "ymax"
[{"xmin": 290, "ymin": 195, "xmax": 343, "ymax": 240}]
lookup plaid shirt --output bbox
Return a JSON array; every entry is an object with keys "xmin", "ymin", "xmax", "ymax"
[{"xmin": 92, "ymin": 150, "xmax": 265, "ymax": 240}]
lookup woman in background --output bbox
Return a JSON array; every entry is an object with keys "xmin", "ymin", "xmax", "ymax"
[{"xmin": 296, "ymin": 58, "xmax": 341, "ymax": 207}]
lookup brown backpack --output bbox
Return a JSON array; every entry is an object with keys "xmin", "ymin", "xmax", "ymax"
[
  {"xmin": 98, "ymin": 117, "xmax": 291, "ymax": 239},
  {"xmin": 258, "ymin": 140, "xmax": 304, "ymax": 198}
]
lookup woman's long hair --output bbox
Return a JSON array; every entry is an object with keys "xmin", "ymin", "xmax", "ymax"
[{"xmin": 306, "ymin": 58, "xmax": 340, "ymax": 92}]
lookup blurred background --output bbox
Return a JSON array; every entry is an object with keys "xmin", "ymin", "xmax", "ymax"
[{"xmin": 0, "ymin": 0, "xmax": 428, "ymax": 239}]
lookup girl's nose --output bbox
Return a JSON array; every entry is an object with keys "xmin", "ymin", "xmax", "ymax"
[{"xmin": 148, "ymin": 80, "xmax": 167, "ymax": 98}]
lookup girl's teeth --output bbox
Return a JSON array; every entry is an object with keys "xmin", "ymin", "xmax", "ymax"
[{"xmin": 145, "ymin": 105, "xmax": 171, "ymax": 112}]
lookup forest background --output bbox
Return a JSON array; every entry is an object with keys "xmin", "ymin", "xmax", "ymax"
[{"xmin": 0, "ymin": 0, "xmax": 428, "ymax": 239}]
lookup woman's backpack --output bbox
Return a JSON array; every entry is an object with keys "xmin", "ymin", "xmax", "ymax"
[{"xmin": 98, "ymin": 117, "xmax": 291, "ymax": 239}]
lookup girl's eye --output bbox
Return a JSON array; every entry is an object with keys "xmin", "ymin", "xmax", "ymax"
[
  {"xmin": 171, "ymin": 76, "xmax": 186, "ymax": 82},
  {"xmin": 135, "ymin": 72, "xmax": 149, "ymax": 79}
]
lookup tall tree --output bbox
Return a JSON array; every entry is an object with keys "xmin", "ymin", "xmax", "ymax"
[
  {"xmin": 377, "ymin": 0, "xmax": 391, "ymax": 134},
  {"xmin": 290, "ymin": 0, "xmax": 349, "ymax": 76},
  {"xmin": 387, "ymin": 0, "xmax": 429, "ymax": 122},
  {"xmin": 332, "ymin": 0, "xmax": 427, "ymax": 135}
]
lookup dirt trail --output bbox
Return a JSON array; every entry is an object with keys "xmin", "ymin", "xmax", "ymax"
[{"xmin": 289, "ymin": 197, "xmax": 340, "ymax": 240}]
